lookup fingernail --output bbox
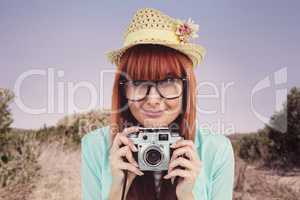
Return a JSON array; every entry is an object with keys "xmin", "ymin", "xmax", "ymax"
[
  {"xmin": 139, "ymin": 171, "xmax": 144, "ymax": 176},
  {"xmin": 170, "ymin": 143, "xmax": 176, "ymax": 148},
  {"xmin": 133, "ymin": 145, "xmax": 138, "ymax": 151}
]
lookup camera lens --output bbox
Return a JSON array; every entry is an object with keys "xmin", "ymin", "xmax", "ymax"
[{"xmin": 144, "ymin": 149, "xmax": 162, "ymax": 166}]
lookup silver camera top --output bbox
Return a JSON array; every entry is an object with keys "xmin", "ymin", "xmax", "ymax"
[{"xmin": 127, "ymin": 127, "xmax": 182, "ymax": 171}]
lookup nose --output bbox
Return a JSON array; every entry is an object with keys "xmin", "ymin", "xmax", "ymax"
[
  {"xmin": 144, "ymin": 85, "xmax": 164, "ymax": 110},
  {"xmin": 147, "ymin": 85, "xmax": 161, "ymax": 99}
]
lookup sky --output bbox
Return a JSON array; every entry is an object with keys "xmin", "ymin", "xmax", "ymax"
[{"xmin": 1, "ymin": 0, "xmax": 299, "ymax": 134}]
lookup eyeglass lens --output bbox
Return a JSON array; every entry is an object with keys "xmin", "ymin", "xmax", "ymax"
[{"xmin": 124, "ymin": 78, "xmax": 183, "ymax": 101}]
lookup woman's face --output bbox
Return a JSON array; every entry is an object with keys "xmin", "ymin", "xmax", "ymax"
[{"xmin": 128, "ymin": 84, "xmax": 183, "ymax": 127}]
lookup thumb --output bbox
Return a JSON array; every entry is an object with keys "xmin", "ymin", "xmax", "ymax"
[{"xmin": 127, "ymin": 171, "xmax": 138, "ymax": 185}]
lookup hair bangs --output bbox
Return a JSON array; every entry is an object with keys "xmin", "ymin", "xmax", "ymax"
[{"xmin": 123, "ymin": 44, "xmax": 186, "ymax": 81}]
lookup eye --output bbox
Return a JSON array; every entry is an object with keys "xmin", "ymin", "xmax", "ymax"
[
  {"xmin": 132, "ymin": 80, "xmax": 141, "ymax": 86},
  {"xmin": 165, "ymin": 77, "xmax": 175, "ymax": 82},
  {"xmin": 131, "ymin": 80, "xmax": 146, "ymax": 86}
]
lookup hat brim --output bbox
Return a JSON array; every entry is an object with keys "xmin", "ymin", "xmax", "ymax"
[{"xmin": 105, "ymin": 41, "xmax": 206, "ymax": 68}]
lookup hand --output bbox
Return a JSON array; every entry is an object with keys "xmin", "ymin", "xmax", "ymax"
[
  {"xmin": 109, "ymin": 126, "xmax": 144, "ymax": 189},
  {"xmin": 163, "ymin": 139, "xmax": 202, "ymax": 199}
]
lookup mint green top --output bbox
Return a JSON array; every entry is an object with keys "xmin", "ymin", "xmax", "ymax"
[{"xmin": 81, "ymin": 125, "xmax": 235, "ymax": 200}]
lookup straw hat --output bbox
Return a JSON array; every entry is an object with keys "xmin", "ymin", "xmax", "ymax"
[{"xmin": 105, "ymin": 7, "xmax": 206, "ymax": 68}]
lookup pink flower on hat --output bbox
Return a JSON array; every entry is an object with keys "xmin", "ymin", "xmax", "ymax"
[{"xmin": 175, "ymin": 18, "xmax": 199, "ymax": 43}]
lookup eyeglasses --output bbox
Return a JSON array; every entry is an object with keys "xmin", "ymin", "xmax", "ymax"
[{"xmin": 119, "ymin": 76, "xmax": 187, "ymax": 101}]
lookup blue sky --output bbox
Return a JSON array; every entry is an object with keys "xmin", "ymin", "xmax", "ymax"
[{"xmin": 1, "ymin": 0, "xmax": 299, "ymax": 133}]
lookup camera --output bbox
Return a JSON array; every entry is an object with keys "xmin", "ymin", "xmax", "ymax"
[{"xmin": 128, "ymin": 127, "xmax": 182, "ymax": 171}]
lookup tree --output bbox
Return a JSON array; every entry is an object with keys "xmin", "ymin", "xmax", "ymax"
[
  {"xmin": 238, "ymin": 87, "xmax": 300, "ymax": 169},
  {"xmin": 267, "ymin": 87, "xmax": 300, "ymax": 168},
  {"xmin": 0, "ymin": 88, "xmax": 14, "ymax": 133}
]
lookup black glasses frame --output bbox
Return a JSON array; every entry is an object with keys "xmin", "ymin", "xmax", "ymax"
[{"xmin": 119, "ymin": 76, "xmax": 187, "ymax": 101}]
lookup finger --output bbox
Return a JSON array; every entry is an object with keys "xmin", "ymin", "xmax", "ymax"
[
  {"xmin": 110, "ymin": 126, "xmax": 139, "ymax": 144},
  {"xmin": 168, "ymin": 157, "xmax": 194, "ymax": 173},
  {"xmin": 118, "ymin": 161, "xmax": 144, "ymax": 176},
  {"xmin": 171, "ymin": 139, "xmax": 197, "ymax": 151},
  {"xmin": 117, "ymin": 145, "xmax": 138, "ymax": 167},
  {"xmin": 122, "ymin": 126, "xmax": 141, "ymax": 136},
  {"xmin": 170, "ymin": 146, "xmax": 195, "ymax": 163},
  {"xmin": 111, "ymin": 133, "xmax": 122, "ymax": 153},
  {"xmin": 171, "ymin": 177, "xmax": 175, "ymax": 185},
  {"xmin": 119, "ymin": 134, "xmax": 138, "ymax": 152},
  {"xmin": 163, "ymin": 169, "xmax": 191, "ymax": 179},
  {"xmin": 112, "ymin": 126, "xmax": 140, "ymax": 144},
  {"xmin": 111, "ymin": 131, "xmax": 138, "ymax": 153}
]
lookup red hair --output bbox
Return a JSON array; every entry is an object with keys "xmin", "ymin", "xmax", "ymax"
[{"xmin": 109, "ymin": 44, "xmax": 197, "ymax": 200}]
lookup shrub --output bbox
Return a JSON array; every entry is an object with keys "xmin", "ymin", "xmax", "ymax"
[
  {"xmin": 238, "ymin": 87, "xmax": 300, "ymax": 169},
  {"xmin": 0, "ymin": 88, "xmax": 14, "ymax": 133}
]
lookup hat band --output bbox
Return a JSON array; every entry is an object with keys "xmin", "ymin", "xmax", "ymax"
[{"xmin": 123, "ymin": 29, "xmax": 180, "ymax": 46}]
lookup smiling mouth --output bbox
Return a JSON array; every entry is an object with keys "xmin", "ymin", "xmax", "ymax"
[{"xmin": 141, "ymin": 109, "xmax": 165, "ymax": 118}]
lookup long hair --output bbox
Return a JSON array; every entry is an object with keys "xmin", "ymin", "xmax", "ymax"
[{"xmin": 109, "ymin": 44, "xmax": 197, "ymax": 200}]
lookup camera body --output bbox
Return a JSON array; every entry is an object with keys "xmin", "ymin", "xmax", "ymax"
[{"xmin": 128, "ymin": 127, "xmax": 182, "ymax": 171}]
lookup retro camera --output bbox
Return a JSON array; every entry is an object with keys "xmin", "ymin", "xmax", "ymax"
[{"xmin": 128, "ymin": 127, "xmax": 182, "ymax": 171}]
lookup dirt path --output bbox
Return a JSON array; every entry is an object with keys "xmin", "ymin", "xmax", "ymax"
[
  {"xmin": 28, "ymin": 142, "xmax": 81, "ymax": 200},
  {"xmin": 25, "ymin": 143, "xmax": 300, "ymax": 200},
  {"xmin": 234, "ymin": 157, "xmax": 300, "ymax": 200}
]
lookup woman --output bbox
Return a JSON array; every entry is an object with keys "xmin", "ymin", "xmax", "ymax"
[{"xmin": 81, "ymin": 8, "xmax": 234, "ymax": 200}]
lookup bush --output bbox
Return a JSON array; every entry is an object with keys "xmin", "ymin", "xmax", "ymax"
[
  {"xmin": 0, "ymin": 88, "xmax": 40, "ymax": 189},
  {"xmin": 0, "ymin": 88, "xmax": 14, "ymax": 133},
  {"xmin": 238, "ymin": 87, "xmax": 300, "ymax": 169},
  {"xmin": 238, "ymin": 133, "xmax": 261, "ymax": 162},
  {"xmin": 266, "ymin": 87, "xmax": 300, "ymax": 168},
  {"xmin": 0, "ymin": 130, "xmax": 40, "ymax": 188},
  {"xmin": 33, "ymin": 109, "xmax": 110, "ymax": 147}
]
